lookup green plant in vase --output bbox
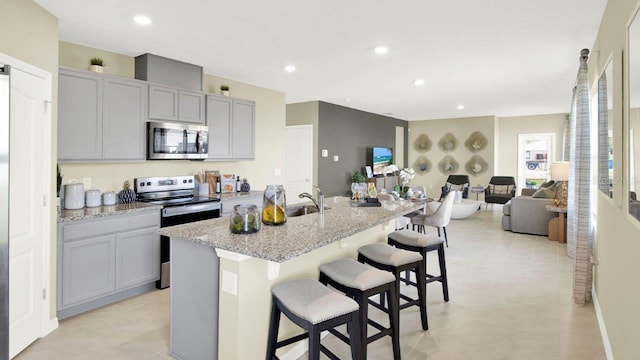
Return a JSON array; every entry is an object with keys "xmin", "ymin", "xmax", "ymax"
[{"xmin": 351, "ymin": 171, "xmax": 366, "ymax": 200}]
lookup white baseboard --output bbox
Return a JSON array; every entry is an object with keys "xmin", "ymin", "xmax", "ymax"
[
  {"xmin": 44, "ymin": 317, "xmax": 59, "ymax": 337},
  {"xmin": 592, "ymin": 287, "xmax": 614, "ymax": 360}
]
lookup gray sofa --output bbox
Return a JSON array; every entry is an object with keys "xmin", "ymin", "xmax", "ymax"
[{"xmin": 502, "ymin": 194, "xmax": 556, "ymax": 236}]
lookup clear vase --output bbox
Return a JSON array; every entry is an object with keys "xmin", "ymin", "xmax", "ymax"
[{"xmin": 262, "ymin": 185, "xmax": 287, "ymax": 225}]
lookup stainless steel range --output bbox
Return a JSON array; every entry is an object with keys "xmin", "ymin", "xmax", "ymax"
[{"xmin": 135, "ymin": 175, "xmax": 221, "ymax": 289}]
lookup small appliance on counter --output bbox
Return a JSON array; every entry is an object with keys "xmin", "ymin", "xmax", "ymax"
[
  {"xmin": 85, "ymin": 189, "xmax": 101, "ymax": 207},
  {"xmin": 102, "ymin": 191, "xmax": 117, "ymax": 206},
  {"xmin": 64, "ymin": 183, "xmax": 84, "ymax": 210}
]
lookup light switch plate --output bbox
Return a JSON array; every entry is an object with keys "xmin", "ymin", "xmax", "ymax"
[
  {"xmin": 221, "ymin": 270, "xmax": 238, "ymax": 296},
  {"xmin": 333, "ymin": 155, "xmax": 339, "ymax": 162},
  {"xmin": 274, "ymin": 168, "xmax": 282, "ymax": 176},
  {"xmin": 82, "ymin": 177, "xmax": 91, "ymax": 189},
  {"xmin": 321, "ymin": 149, "xmax": 328, "ymax": 157}
]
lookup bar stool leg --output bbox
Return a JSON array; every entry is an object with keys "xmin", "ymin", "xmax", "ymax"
[
  {"xmin": 265, "ymin": 298, "xmax": 281, "ymax": 360},
  {"xmin": 357, "ymin": 294, "xmax": 368, "ymax": 359},
  {"xmin": 437, "ymin": 244, "xmax": 450, "ymax": 301},
  {"xmin": 308, "ymin": 327, "xmax": 321, "ymax": 360},
  {"xmin": 416, "ymin": 262, "xmax": 428, "ymax": 330},
  {"xmin": 442, "ymin": 227, "xmax": 449, "ymax": 247},
  {"xmin": 348, "ymin": 312, "xmax": 363, "ymax": 360},
  {"xmin": 388, "ymin": 283, "xmax": 401, "ymax": 360}
]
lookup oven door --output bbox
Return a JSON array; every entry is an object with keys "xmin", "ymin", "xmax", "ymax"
[{"xmin": 147, "ymin": 121, "xmax": 208, "ymax": 160}]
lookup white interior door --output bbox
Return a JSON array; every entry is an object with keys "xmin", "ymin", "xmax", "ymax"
[
  {"xmin": 1, "ymin": 55, "xmax": 52, "ymax": 358},
  {"xmin": 285, "ymin": 125, "xmax": 313, "ymax": 204}
]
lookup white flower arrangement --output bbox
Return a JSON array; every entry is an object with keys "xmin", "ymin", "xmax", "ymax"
[{"xmin": 399, "ymin": 168, "xmax": 415, "ymax": 187}]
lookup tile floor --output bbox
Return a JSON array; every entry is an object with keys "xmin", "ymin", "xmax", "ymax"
[{"xmin": 17, "ymin": 208, "xmax": 606, "ymax": 359}]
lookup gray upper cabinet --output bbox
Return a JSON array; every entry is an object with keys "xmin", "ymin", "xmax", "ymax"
[
  {"xmin": 58, "ymin": 69, "xmax": 103, "ymax": 160},
  {"xmin": 149, "ymin": 84, "xmax": 204, "ymax": 124},
  {"xmin": 58, "ymin": 67, "xmax": 147, "ymax": 162},
  {"xmin": 206, "ymin": 94, "xmax": 255, "ymax": 160},
  {"xmin": 103, "ymin": 77, "xmax": 147, "ymax": 159}
]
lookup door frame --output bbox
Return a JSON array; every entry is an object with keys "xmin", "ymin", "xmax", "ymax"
[
  {"xmin": 0, "ymin": 53, "xmax": 55, "ymax": 345},
  {"xmin": 285, "ymin": 125, "xmax": 314, "ymax": 202},
  {"xmin": 517, "ymin": 133, "xmax": 556, "ymax": 191}
]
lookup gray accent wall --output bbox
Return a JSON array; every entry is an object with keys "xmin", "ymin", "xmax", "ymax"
[{"xmin": 317, "ymin": 102, "xmax": 407, "ymax": 197}]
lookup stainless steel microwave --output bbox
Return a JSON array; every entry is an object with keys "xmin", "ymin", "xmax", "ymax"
[{"xmin": 147, "ymin": 121, "xmax": 208, "ymax": 160}]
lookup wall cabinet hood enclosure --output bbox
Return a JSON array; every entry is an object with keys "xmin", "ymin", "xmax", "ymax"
[
  {"xmin": 135, "ymin": 53, "xmax": 203, "ymax": 91},
  {"xmin": 147, "ymin": 121, "xmax": 208, "ymax": 160}
]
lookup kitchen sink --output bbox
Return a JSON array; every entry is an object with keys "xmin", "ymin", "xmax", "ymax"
[{"xmin": 286, "ymin": 205, "xmax": 330, "ymax": 217}]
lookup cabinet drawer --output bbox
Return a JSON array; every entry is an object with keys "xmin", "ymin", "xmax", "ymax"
[{"xmin": 63, "ymin": 211, "xmax": 159, "ymax": 241}]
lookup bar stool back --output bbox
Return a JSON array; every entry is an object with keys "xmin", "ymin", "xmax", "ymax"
[{"xmin": 266, "ymin": 278, "xmax": 362, "ymax": 360}]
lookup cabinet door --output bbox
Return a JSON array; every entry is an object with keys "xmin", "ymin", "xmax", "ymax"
[
  {"xmin": 103, "ymin": 77, "xmax": 147, "ymax": 160},
  {"xmin": 179, "ymin": 89, "xmax": 205, "ymax": 124},
  {"xmin": 231, "ymin": 99, "xmax": 255, "ymax": 159},
  {"xmin": 115, "ymin": 227, "xmax": 160, "ymax": 290},
  {"xmin": 58, "ymin": 70, "xmax": 102, "ymax": 160},
  {"xmin": 149, "ymin": 84, "xmax": 179, "ymax": 121},
  {"xmin": 62, "ymin": 235, "xmax": 116, "ymax": 307},
  {"xmin": 206, "ymin": 95, "xmax": 232, "ymax": 158}
]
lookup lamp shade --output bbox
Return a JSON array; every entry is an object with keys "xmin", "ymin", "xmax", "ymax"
[{"xmin": 550, "ymin": 161, "xmax": 570, "ymax": 181}]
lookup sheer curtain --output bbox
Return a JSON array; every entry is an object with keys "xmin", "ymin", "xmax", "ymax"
[{"xmin": 567, "ymin": 49, "xmax": 594, "ymax": 304}]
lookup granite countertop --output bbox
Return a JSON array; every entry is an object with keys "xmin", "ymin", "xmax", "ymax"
[
  {"xmin": 159, "ymin": 196, "xmax": 423, "ymax": 262},
  {"xmin": 57, "ymin": 202, "xmax": 162, "ymax": 223}
]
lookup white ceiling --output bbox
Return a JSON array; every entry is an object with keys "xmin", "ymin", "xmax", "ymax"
[{"xmin": 35, "ymin": 0, "xmax": 607, "ymax": 121}]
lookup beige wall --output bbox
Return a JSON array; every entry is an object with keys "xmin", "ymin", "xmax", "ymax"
[
  {"xmin": 286, "ymin": 101, "xmax": 319, "ymax": 186},
  {"xmin": 408, "ymin": 116, "xmax": 496, "ymax": 199},
  {"xmin": 0, "ymin": 0, "xmax": 59, "ymax": 320},
  {"xmin": 58, "ymin": 42, "xmax": 287, "ymax": 194},
  {"xmin": 590, "ymin": 0, "xmax": 640, "ymax": 359}
]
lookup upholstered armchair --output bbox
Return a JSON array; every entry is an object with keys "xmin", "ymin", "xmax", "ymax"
[
  {"xmin": 485, "ymin": 176, "xmax": 517, "ymax": 207},
  {"xmin": 440, "ymin": 174, "xmax": 470, "ymax": 200}
]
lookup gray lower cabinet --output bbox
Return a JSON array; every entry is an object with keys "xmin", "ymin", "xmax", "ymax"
[
  {"xmin": 149, "ymin": 84, "xmax": 205, "ymax": 124},
  {"xmin": 57, "ymin": 210, "xmax": 160, "ymax": 319},
  {"xmin": 206, "ymin": 94, "xmax": 255, "ymax": 160},
  {"xmin": 58, "ymin": 67, "xmax": 147, "ymax": 161}
]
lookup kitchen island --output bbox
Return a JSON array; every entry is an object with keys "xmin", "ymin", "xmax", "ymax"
[{"xmin": 159, "ymin": 196, "xmax": 423, "ymax": 360}]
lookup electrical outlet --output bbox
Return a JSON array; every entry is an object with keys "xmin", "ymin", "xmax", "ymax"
[
  {"xmin": 333, "ymin": 155, "xmax": 339, "ymax": 162},
  {"xmin": 321, "ymin": 149, "xmax": 328, "ymax": 157},
  {"xmin": 82, "ymin": 177, "xmax": 92, "ymax": 189},
  {"xmin": 221, "ymin": 271, "xmax": 238, "ymax": 296},
  {"xmin": 274, "ymin": 168, "xmax": 282, "ymax": 176}
]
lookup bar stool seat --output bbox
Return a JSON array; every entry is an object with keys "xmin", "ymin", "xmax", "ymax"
[
  {"xmin": 388, "ymin": 230, "xmax": 449, "ymax": 302},
  {"xmin": 266, "ymin": 278, "xmax": 362, "ymax": 360},
  {"xmin": 319, "ymin": 259, "xmax": 400, "ymax": 359},
  {"xmin": 358, "ymin": 243, "xmax": 429, "ymax": 331}
]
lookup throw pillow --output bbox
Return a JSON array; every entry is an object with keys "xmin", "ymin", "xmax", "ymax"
[
  {"xmin": 446, "ymin": 182, "xmax": 467, "ymax": 192},
  {"xmin": 493, "ymin": 184, "xmax": 512, "ymax": 195},
  {"xmin": 532, "ymin": 187, "xmax": 556, "ymax": 198},
  {"xmin": 539, "ymin": 180, "xmax": 555, "ymax": 189}
]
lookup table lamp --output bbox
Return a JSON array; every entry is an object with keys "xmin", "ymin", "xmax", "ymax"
[{"xmin": 550, "ymin": 161, "xmax": 570, "ymax": 207}]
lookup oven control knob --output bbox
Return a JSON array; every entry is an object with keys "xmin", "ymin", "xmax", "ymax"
[
  {"xmin": 147, "ymin": 182, "xmax": 151, "ymax": 186},
  {"xmin": 183, "ymin": 180, "xmax": 187, "ymax": 183},
  {"xmin": 188, "ymin": 179, "xmax": 193, "ymax": 183}
]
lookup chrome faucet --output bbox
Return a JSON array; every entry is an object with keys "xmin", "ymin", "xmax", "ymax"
[{"xmin": 299, "ymin": 187, "xmax": 324, "ymax": 214}]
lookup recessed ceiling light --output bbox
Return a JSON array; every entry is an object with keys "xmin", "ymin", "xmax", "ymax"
[
  {"xmin": 414, "ymin": 79, "xmax": 425, "ymax": 86},
  {"xmin": 345, "ymin": 98, "xmax": 352, "ymax": 102},
  {"xmin": 374, "ymin": 46, "xmax": 388, "ymax": 55},
  {"xmin": 285, "ymin": 65, "xmax": 296, "ymax": 72},
  {"xmin": 133, "ymin": 15, "xmax": 152, "ymax": 25},
  {"xmin": 457, "ymin": 104, "xmax": 465, "ymax": 110}
]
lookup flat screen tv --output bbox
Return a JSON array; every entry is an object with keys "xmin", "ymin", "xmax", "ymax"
[{"xmin": 372, "ymin": 146, "xmax": 393, "ymax": 175}]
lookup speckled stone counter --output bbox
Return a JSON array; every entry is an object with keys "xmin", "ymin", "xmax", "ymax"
[
  {"xmin": 159, "ymin": 196, "xmax": 423, "ymax": 263},
  {"xmin": 57, "ymin": 202, "xmax": 161, "ymax": 223}
]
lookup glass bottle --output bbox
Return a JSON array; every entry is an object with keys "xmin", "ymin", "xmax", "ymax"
[
  {"xmin": 262, "ymin": 185, "xmax": 287, "ymax": 225},
  {"xmin": 230, "ymin": 204, "xmax": 261, "ymax": 234}
]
